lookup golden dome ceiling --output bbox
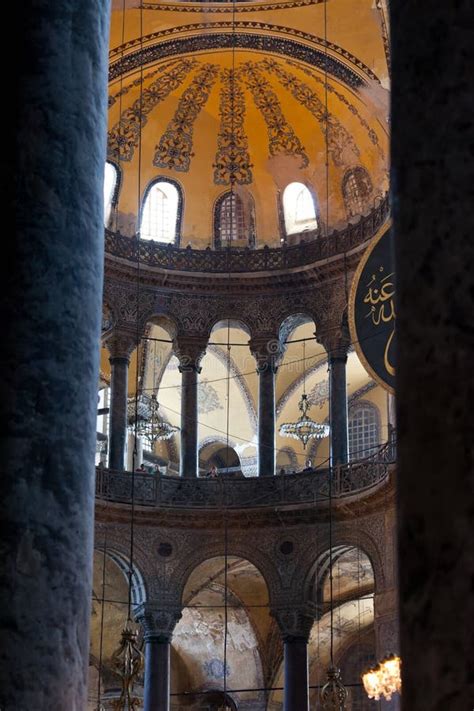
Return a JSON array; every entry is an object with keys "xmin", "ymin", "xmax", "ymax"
[{"xmin": 107, "ymin": 1, "xmax": 389, "ymax": 244}]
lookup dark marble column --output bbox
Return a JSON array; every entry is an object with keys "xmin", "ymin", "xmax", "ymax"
[
  {"xmin": 174, "ymin": 337, "xmax": 207, "ymax": 478},
  {"xmin": 250, "ymin": 337, "xmax": 280, "ymax": 477},
  {"xmin": 106, "ymin": 335, "xmax": 135, "ymax": 471},
  {"xmin": 137, "ymin": 606, "xmax": 182, "ymax": 711},
  {"xmin": 257, "ymin": 362, "xmax": 277, "ymax": 477},
  {"xmin": 0, "ymin": 0, "xmax": 110, "ymax": 707},
  {"xmin": 392, "ymin": 2, "xmax": 474, "ymax": 708},
  {"xmin": 273, "ymin": 608, "xmax": 313, "ymax": 711},
  {"xmin": 328, "ymin": 353, "xmax": 349, "ymax": 466}
]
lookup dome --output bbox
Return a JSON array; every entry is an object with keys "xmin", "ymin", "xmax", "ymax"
[{"xmin": 106, "ymin": 1, "xmax": 389, "ymax": 246}]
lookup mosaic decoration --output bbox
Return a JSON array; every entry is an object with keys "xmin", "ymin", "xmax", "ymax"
[
  {"xmin": 308, "ymin": 379, "xmax": 329, "ymax": 409},
  {"xmin": 141, "ymin": 0, "xmax": 326, "ymax": 11},
  {"xmin": 287, "ymin": 59, "xmax": 385, "ymax": 157},
  {"xmin": 198, "ymin": 379, "xmax": 223, "ymax": 414},
  {"xmin": 203, "ymin": 659, "xmax": 230, "ymax": 680},
  {"xmin": 108, "ymin": 65, "xmax": 167, "ymax": 108},
  {"xmin": 153, "ymin": 63, "xmax": 219, "ymax": 172},
  {"xmin": 263, "ymin": 59, "xmax": 360, "ymax": 167},
  {"xmin": 109, "ymin": 22, "xmax": 378, "ymax": 84},
  {"xmin": 239, "ymin": 62, "xmax": 308, "ymax": 167},
  {"xmin": 214, "ymin": 69, "xmax": 253, "ymax": 185},
  {"xmin": 107, "ymin": 59, "xmax": 197, "ymax": 162},
  {"xmin": 109, "ymin": 32, "xmax": 369, "ymax": 89}
]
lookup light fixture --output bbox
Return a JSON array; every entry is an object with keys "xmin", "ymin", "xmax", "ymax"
[
  {"xmin": 279, "ymin": 341, "xmax": 330, "ymax": 448},
  {"xmin": 133, "ymin": 392, "xmax": 179, "ymax": 447},
  {"xmin": 362, "ymin": 653, "xmax": 401, "ymax": 701},
  {"xmin": 321, "ymin": 665, "xmax": 348, "ymax": 710},
  {"xmin": 110, "ymin": 624, "xmax": 144, "ymax": 711}
]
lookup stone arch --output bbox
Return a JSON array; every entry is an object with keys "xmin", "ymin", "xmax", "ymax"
[
  {"xmin": 174, "ymin": 545, "xmax": 280, "ymax": 608},
  {"xmin": 303, "ymin": 529, "xmax": 386, "ymax": 601}
]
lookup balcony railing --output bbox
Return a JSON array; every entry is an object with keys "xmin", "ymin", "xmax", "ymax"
[
  {"xmin": 104, "ymin": 195, "xmax": 390, "ymax": 274},
  {"xmin": 95, "ymin": 439, "xmax": 395, "ymax": 510}
]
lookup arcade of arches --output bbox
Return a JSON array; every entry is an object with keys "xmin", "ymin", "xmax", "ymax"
[{"xmin": 3, "ymin": 1, "xmax": 474, "ymax": 711}]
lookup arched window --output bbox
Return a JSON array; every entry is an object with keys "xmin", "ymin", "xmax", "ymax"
[
  {"xmin": 342, "ymin": 167, "xmax": 373, "ymax": 217},
  {"xmin": 214, "ymin": 192, "xmax": 249, "ymax": 248},
  {"xmin": 103, "ymin": 161, "xmax": 118, "ymax": 226},
  {"xmin": 283, "ymin": 182, "xmax": 317, "ymax": 235},
  {"xmin": 140, "ymin": 180, "xmax": 181, "ymax": 243},
  {"xmin": 349, "ymin": 402, "xmax": 380, "ymax": 460}
]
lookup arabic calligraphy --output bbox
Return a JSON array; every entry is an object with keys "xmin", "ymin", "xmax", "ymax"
[{"xmin": 363, "ymin": 266, "xmax": 395, "ymax": 376}]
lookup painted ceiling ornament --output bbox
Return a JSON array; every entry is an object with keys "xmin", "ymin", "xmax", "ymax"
[
  {"xmin": 154, "ymin": 63, "xmax": 219, "ymax": 172},
  {"xmin": 198, "ymin": 379, "xmax": 223, "ymax": 414},
  {"xmin": 107, "ymin": 59, "xmax": 197, "ymax": 162},
  {"xmin": 213, "ymin": 68, "xmax": 253, "ymax": 185},
  {"xmin": 110, "ymin": 624, "xmax": 144, "ymax": 711},
  {"xmin": 308, "ymin": 379, "xmax": 329, "ymax": 408},
  {"xmin": 239, "ymin": 62, "xmax": 309, "ymax": 167},
  {"xmin": 262, "ymin": 59, "xmax": 360, "ymax": 166},
  {"xmin": 320, "ymin": 665, "xmax": 348, "ymax": 710}
]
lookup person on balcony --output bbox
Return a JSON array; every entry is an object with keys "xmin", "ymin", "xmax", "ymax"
[
  {"xmin": 302, "ymin": 459, "xmax": 313, "ymax": 472},
  {"xmin": 135, "ymin": 463, "xmax": 147, "ymax": 473},
  {"xmin": 206, "ymin": 465, "xmax": 218, "ymax": 478}
]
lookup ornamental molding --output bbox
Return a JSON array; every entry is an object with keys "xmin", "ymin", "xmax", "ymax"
[{"xmin": 109, "ymin": 23, "xmax": 379, "ymax": 86}]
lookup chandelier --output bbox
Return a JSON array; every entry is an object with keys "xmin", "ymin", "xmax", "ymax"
[
  {"xmin": 280, "ymin": 392, "xmax": 330, "ymax": 448},
  {"xmin": 134, "ymin": 393, "xmax": 179, "ymax": 447},
  {"xmin": 110, "ymin": 624, "xmax": 144, "ymax": 711},
  {"xmin": 362, "ymin": 653, "xmax": 401, "ymax": 701},
  {"xmin": 320, "ymin": 665, "xmax": 348, "ymax": 710}
]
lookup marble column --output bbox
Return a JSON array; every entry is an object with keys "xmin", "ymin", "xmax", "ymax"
[
  {"xmin": 0, "ymin": 0, "xmax": 110, "ymax": 707},
  {"xmin": 106, "ymin": 334, "xmax": 135, "ymax": 471},
  {"xmin": 392, "ymin": 2, "xmax": 474, "ymax": 707},
  {"xmin": 328, "ymin": 352, "xmax": 349, "ymax": 466},
  {"xmin": 274, "ymin": 608, "xmax": 313, "ymax": 711},
  {"xmin": 174, "ymin": 338, "xmax": 207, "ymax": 478},
  {"xmin": 137, "ymin": 605, "xmax": 182, "ymax": 711},
  {"xmin": 250, "ymin": 337, "xmax": 280, "ymax": 477}
]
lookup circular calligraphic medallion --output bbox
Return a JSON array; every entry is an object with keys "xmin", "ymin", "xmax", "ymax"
[{"xmin": 349, "ymin": 220, "xmax": 395, "ymax": 392}]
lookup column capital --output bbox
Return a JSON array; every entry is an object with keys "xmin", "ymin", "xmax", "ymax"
[
  {"xmin": 316, "ymin": 328, "xmax": 350, "ymax": 362},
  {"xmin": 249, "ymin": 335, "xmax": 282, "ymax": 373},
  {"xmin": 271, "ymin": 605, "xmax": 315, "ymax": 643},
  {"xmin": 173, "ymin": 336, "xmax": 208, "ymax": 373},
  {"xmin": 104, "ymin": 330, "xmax": 137, "ymax": 362},
  {"xmin": 136, "ymin": 604, "xmax": 182, "ymax": 643}
]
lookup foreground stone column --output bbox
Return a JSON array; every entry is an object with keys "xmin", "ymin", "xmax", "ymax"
[
  {"xmin": 0, "ymin": 0, "xmax": 110, "ymax": 707},
  {"xmin": 274, "ymin": 608, "xmax": 314, "ymax": 711},
  {"xmin": 174, "ymin": 337, "xmax": 207, "ymax": 478},
  {"xmin": 106, "ymin": 333, "xmax": 136, "ymax": 471},
  {"xmin": 137, "ymin": 605, "xmax": 182, "ymax": 711},
  {"xmin": 374, "ymin": 589, "xmax": 400, "ymax": 711},
  {"xmin": 392, "ymin": 2, "xmax": 474, "ymax": 708},
  {"xmin": 250, "ymin": 337, "xmax": 280, "ymax": 477}
]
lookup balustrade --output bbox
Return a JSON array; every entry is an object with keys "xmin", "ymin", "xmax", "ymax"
[
  {"xmin": 95, "ymin": 441, "xmax": 395, "ymax": 509},
  {"xmin": 104, "ymin": 196, "xmax": 389, "ymax": 273}
]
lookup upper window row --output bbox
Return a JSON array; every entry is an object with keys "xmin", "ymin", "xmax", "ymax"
[{"xmin": 104, "ymin": 164, "xmax": 373, "ymax": 245}]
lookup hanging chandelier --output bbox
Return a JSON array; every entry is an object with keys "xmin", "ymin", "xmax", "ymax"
[
  {"xmin": 279, "ymin": 340, "xmax": 330, "ymax": 448},
  {"xmin": 362, "ymin": 653, "xmax": 401, "ymax": 701},
  {"xmin": 133, "ymin": 392, "xmax": 179, "ymax": 447},
  {"xmin": 110, "ymin": 624, "xmax": 144, "ymax": 711},
  {"xmin": 320, "ymin": 665, "xmax": 348, "ymax": 710},
  {"xmin": 279, "ymin": 392, "xmax": 330, "ymax": 448}
]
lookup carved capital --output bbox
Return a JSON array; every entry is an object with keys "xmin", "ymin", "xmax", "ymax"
[
  {"xmin": 173, "ymin": 336, "xmax": 208, "ymax": 372},
  {"xmin": 272, "ymin": 605, "xmax": 315, "ymax": 643},
  {"xmin": 135, "ymin": 604, "xmax": 182, "ymax": 643},
  {"xmin": 315, "ymin": 325, "xmax": 350, "ymax": 362},
  {"xmin": 249, "ymin": 335, "xmax": 283, "ymax": 373},
  {"xmin": 104, "ymin": 330, "xmax": 137, "ymax": 362}
]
